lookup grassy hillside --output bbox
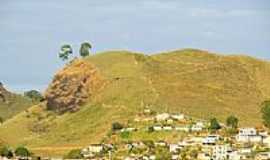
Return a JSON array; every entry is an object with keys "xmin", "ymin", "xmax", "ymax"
[
  {"xmin": 1, "ymin": 49, "xmax": 270, "ymax": 156},
  {"xmin": 0, "ymin": 85, "xmax": 33, "ymax": 120}
]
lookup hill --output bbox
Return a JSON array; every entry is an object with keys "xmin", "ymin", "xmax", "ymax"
[
  {"xmin": 1, "ymin": 49, "xmax": 270, "ymax": 156},
  {"xmin": 0, "ymin": 82, "xmax": 33, "ymax": 120}
]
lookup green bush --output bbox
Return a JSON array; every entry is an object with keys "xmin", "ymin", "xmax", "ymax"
[
  {"xmin": 226, "ymin": 115, "xmax": 238, "ymax": 129},
  {"xmin": 24, "ymin": 90, "xmax": 44, "ymax": 102},
  {"xmin": 209, "ymin": 118, "xmax": 221, "ymax": 131},
  {"xmin": 15, "ymin": 146, "xmax": 31, "ymax": 157},
  {"xmin": 0, "ymin": 146, "xmax": 13, "ymax": 158},
  {"xmin": 261, "ymin": 101, "xmax": 270, "ymax": 128},
  {"xmin": 120, "ymin": 131, "xmax": 130, "ymax": 139},
  {"xmin": 112, "ymin": 122, "xmax": 124, "ymax": 131},
  {"xmin": 64, "ymin": 149, "xmax": 83, "ymax": 159}
]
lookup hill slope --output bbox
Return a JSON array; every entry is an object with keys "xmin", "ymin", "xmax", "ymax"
[
  {"xmin": 0, "ymin": 82, "xmax": 32, "ymax": 120},
  {"xmin": 1, "ymin": 49, "xmax": 270, "ymax": 155}
]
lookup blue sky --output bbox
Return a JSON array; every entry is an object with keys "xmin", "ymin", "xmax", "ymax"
[{"xmin": 0, "ymin": 0, "xmax": 270, "ymax": 92}]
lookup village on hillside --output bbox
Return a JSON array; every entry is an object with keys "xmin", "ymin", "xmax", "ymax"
[
  {"xmin": 11, "ymin": 108, "xmax": 270, "ymax": 160},
  {"xmin": 1, "ymin": 107, "xmax": 270, "ymax": 160},
  {"xmin": 75, "ymin": 108, "xmax": 270, "ymax": 160}
]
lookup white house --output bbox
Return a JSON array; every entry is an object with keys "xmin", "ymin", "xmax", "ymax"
[
  {"xmin": 154, "ymin": 141, "xmax": 167, "ymax": 147},
  {"xmin": 202, "ymin": 135, "xmax": 220, "ymax": 145},
  {"xmin": 82, "ymin": 144, "xmax": 104, "ymax": 158},
  {"xmin": 197, "ymin": 152, "xmax": 211, "ymax": 160},
  {"xmin": 153, "ymin": 125, "xmax": 162, "ymax": 131},
  {"xmin": 255, "ymin": 152, "xmax": 270, "ymax": 160},
  {"xmin": 191, "ymin": 125, "xmax": 203, "ymax": 132},
  {"xmin": 236, "ymin": 128, "xmax": 263, "ymax": 143},
  {"xmin": 171, "ymin": 114, "xmax": 185, "ymax": 121},
  {"xmin": 88, "ymin": 144, "xmax": 104, "ymax": 153},
  {"xmin": 212, "ymin": 144, "xmax": 232, "ymax": 160},
  {"xmin": 175, "ymin": 126, "xmax": 190, "ymax": 132},
  {"xmin": 163, "ymin": 126, "xmax": 173, "ymax": 131},
  {"xmin": 155, "ymin": 113, "xmax": 170, "ymax": 121},
  {"xmin": 121, "ymin": 127, "xmax": 137, "ymax": 132},
  {"xmin": 169, "ymin": 144, "xmax": 182, "ymax": 153}
]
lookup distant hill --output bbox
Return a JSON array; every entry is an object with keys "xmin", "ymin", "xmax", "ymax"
[
  {"xmin": 0, "ymin": 82, "xmax": 32, "ymax": 120},
  {"xmin": 1, "ymin": 49, "xmax": 270, "ymax": 155}
]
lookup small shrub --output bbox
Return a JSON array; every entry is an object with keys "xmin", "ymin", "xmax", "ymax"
[
  {"xmin": 120, "ymin": 131, "xmax": 130, "ymax": 139},
  {"xmin": 0, "ymin": 146, "xmax": 13, "ymax": 158},
  {"xmin": 112, "ymin": 122, "xmax": 124, "ymax": 131},
  {"xmin": 15, "ymin": 146, "xmax": 31, "ymax": 157}
]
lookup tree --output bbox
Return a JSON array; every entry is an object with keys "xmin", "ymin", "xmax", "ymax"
[
  {"xmin": 0, "ymin": 146, "xmax": 13, "ymax": 158},
  {"xmin": 59, "ymin": 44, "xmax": 73, "ymax": 61},
  {"xmin": 226, "ymin": 115, "xmax": 239, "ymax": 129},
  {"xmin": 261, "ymin": 101, "xmax": 270, "ymax": 128},
  {"xmin": 64, "ymin": 149, "xmax": 83, "ymax": 159},
  {"xmin": 209, "ymin": 118, "xmax": 221, "ymax": 131},
  {"xmin": 15, "ymin": 146, "xmax": 31, "ymax": 157},
  {"xmin": 24, "ymin": 90, "xmax": 44, "ymax": 102},
  {"xmin": 112, "ymin": 122, "xmax": 123, "ymax": 131},
  {"xmin": 80, "ymin": 42, "xmax": 92, "ymax": 57}
]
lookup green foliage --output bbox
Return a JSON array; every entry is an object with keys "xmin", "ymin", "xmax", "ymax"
[
  {"xmin": 209, "ymin": 118, "xmax": 221, "ymax": 131},
  {"xmin": 15, "ymin": 146, "xmax": 31, "ymax": 157},
  {"xmin": 120, "ymin": 131, "xmax": 130, "ymax": 139},
  {"xmin": 112, "ymin": 122, "xmax": 124, "ymax": 131},
  {"xmin": 226, "ymin": 128, "xmax": 238, "ymax": 136},
  {"xmin": 148, "ymin": 126, "xmax": 154, "ymax": 133},
  {"xmin": 261, "ymin": 101, "xmax": 270, "ymax": 128},
  {"xmin": 24, "ymin": 90, "xmax": 44, "ymax": 102},
  {"xmin": 0, "ymin": 146, "xmax": 13, "ymax": 158},
  {"xmin": 64, "ymin": 149, "xmax": 83, "ymax": 159},
  {"xmin": 226, "ymin": 115, "xmax": 239, "ymax": 128},
  {"xmin": 59, "ymin": 44, "xmax": 73, "ymax": 61},
  {"xmin": 80, "ymin": 42, "xmax": 92, "ymax": 58}
]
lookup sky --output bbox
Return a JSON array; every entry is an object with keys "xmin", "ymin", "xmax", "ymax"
[{"xmin": 0, "ymin": 0, "xmax": 270, "ymax": 92}]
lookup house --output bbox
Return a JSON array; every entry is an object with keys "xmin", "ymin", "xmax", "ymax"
[
  {"xmin": 212, "ymin": 144, "xmax": 232, "ymax": 160},
  {"xmin": 82, "ymin": 144, "xmax": 104, "ymax": 158},
  {"xmin": 154, "ymin": 140, "xmax": 167, "ymax": 147},
  {"xmin": 191, "ymin": 125, "xmax": 203, "ymax": 132},
  {"xmin": 255, "ymin": 152, "xmax": 270, "ymax": 160},
  {"xmin": 263, "ymin": 136, "xmax": 270, "ymax": 147},
  {"xmin": 227, "ymin": 151, "xmax": 242, "ymax": 160},
  {"xmin": 153, "ymin": 125, "xmax": 162, "ymax": 131},
  {"xmin": 197, "ymin": 152, "xmax": 211, "ymax": 160},
  {"xmin": 202, "ymin": 135, "xmax": 220, "ymax": 145},
  {"xmin": 163, "ymin": 126, "xmax": 173, "ymax": 131},
  {"xmin": 175, "ymin": 126, "xmax": 190, "ymax": 132},
  {"xmin": 169, "ymin": 144, "xmax": 182, "ymax": 153},
  {"xmin": 121, "ymin": 128, "xmax": 137, "ymax": 132},
  {"xmin": 155, "ymin": 113, "xmax": 170, "ymax": 121},
  {"xmin": 195, "ymin": 121, "xmax": 206, "ymax": 128},
  {"xmin": 144, "ymin": 108, "xmax": 152, "ymax": 114},
  {"xmin": 166, "ymin": 118, "xmax": 174, "ymax": 124},
  {"xmin": 171, "ymin": 114, "xmax": 185, "ymax": 121},
  {"xmin": 236, "ymin": 128, "xmax": 263, "ymax": 143},
  {"xmin": 88, "ymin": 144, "xmax": 104, "ymax": 153}
]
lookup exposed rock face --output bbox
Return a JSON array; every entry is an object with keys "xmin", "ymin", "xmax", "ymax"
[
  {"xmin": 45, "ymin": 59, "xmax": 104, "ymax": 113},
  {"xmin": 0, "ymin": 82, "xmax": 11, "ymax": 103}
]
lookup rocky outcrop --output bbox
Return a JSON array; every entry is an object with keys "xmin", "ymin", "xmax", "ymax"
[
  {"xmin": 45, "ymin": 59, "xmax": 104, "ymax": 113},
  {"xmin": 0, "ymin": 82, "xmax": 11, "ymax": 103}
]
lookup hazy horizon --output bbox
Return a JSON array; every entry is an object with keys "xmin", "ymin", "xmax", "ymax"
[{"xmin": 1, "ymin": 0, "xmax": 270, "ymax": 92}]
